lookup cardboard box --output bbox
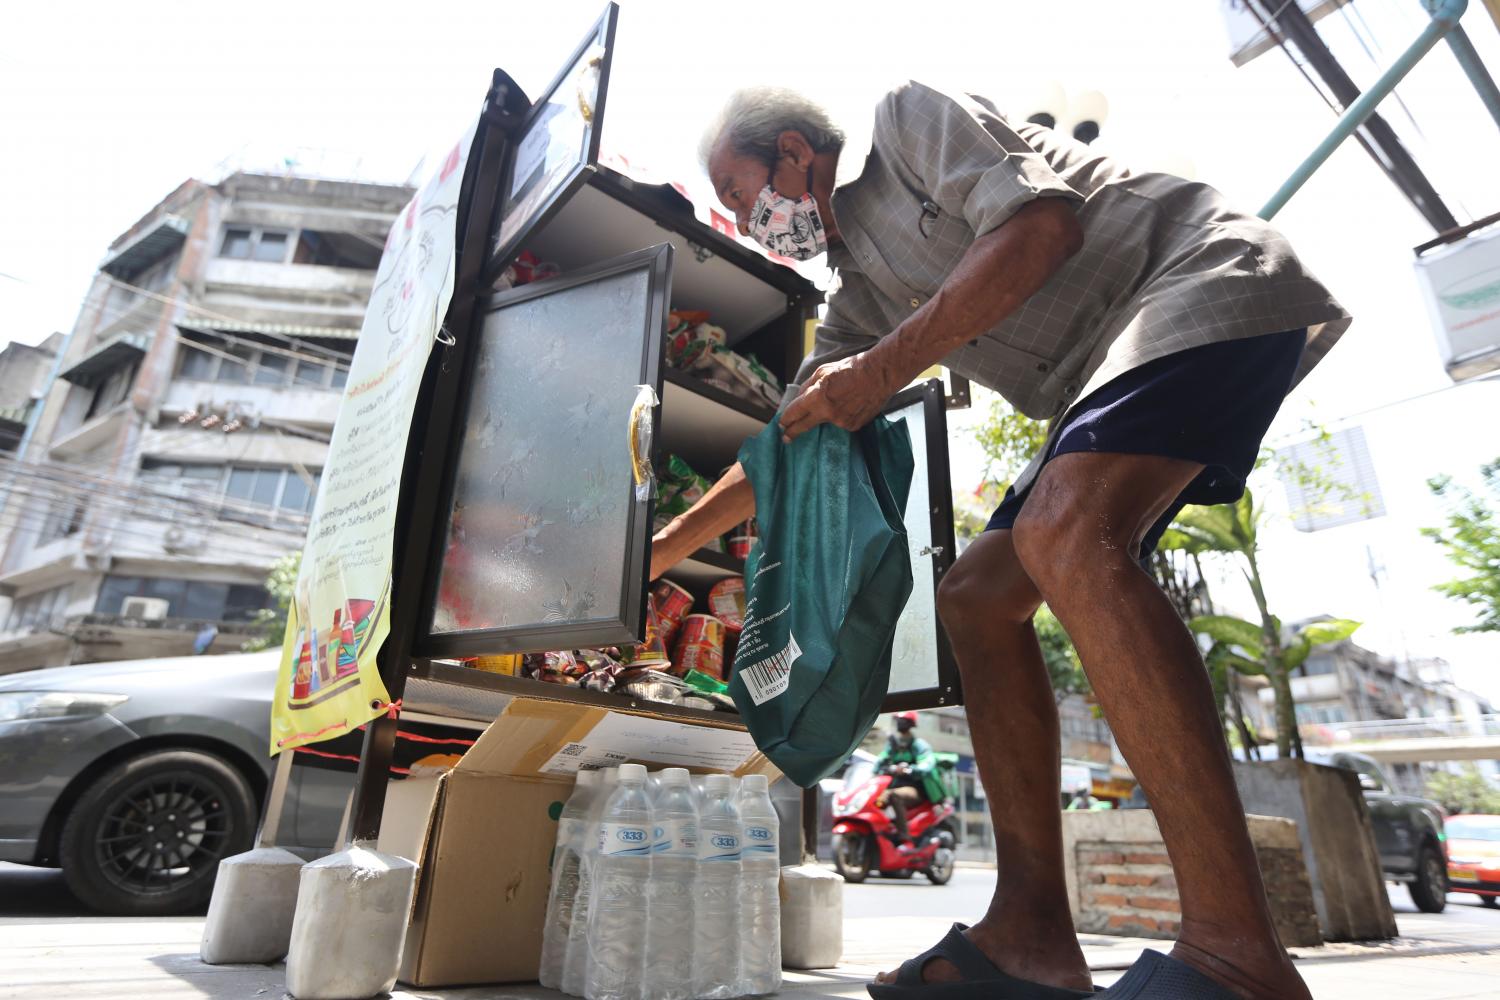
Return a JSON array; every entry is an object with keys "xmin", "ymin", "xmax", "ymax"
[{"xmin": 378, "ymin": 694, "xmax": 778, "ymax": 988}]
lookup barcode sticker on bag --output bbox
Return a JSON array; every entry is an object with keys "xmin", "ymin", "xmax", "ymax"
[{"xmin": 738, "ymin": 633, "xmax": 801, "ymax": 705}]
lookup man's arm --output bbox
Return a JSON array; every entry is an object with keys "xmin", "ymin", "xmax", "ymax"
[
  {"xmin": 648, "ymin": 462, "xmax": 755, "ymax": 580},
  {"xmin": 778, "ymin": 198, "xmax": 1082, "ymax": 440}
]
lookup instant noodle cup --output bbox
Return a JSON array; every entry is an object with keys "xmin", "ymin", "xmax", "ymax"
[
  {"xmin": 651, "ymin": 579, "xmax": 694, "ymax": 643},
  {"xmin": 707, "ymin": 577, "xmax": 745, "ymax": 633},
  {"xmin": 728, "ymin": 536, "xmax": 754, "ymax": 560},
  {"xmin": 673, "ymin": 613, "xmax": 725, "ymax": 680}
]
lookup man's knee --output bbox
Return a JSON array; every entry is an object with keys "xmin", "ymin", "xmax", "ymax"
[
  {"xmin": 1012, "ymin": 476, "xmax": 1150, "ymax": 593},
  {"xmin": 935, "ymin": 533, "xmax": 1040, "ymax": 636}
]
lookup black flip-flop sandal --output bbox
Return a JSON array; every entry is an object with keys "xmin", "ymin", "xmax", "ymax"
[
  {"xmin": 866, "ymin": 923, "xmax": 1098, "ymax": 1000},
  {"xmin": 1098, "ymin": 950, "xmax": 1239, "ymax": 999}
]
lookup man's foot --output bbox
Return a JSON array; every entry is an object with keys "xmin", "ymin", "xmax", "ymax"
[
  {"xmin": 873, "ymin": 917, "xmax": 1092, "ymax": 992},
  {"xmin": 1169, "ymin": 938, "xmax": 1312, "ymax": 1000}
]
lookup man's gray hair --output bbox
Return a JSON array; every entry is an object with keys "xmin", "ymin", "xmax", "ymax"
[{"xmin": 698, "ymin": 87, "xmax": 846, "ymax": 171}]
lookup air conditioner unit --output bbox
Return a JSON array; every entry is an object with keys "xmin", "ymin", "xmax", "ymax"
[{"xmin": 120, "ymin": 596, "xmax": 170, "ymax": 620}]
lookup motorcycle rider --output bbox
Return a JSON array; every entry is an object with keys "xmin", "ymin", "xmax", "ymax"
[{"xmin": 875, "ymin": 712, "xmax": 943, "ymax": 845}]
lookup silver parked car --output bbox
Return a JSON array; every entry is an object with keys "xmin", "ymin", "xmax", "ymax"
[{"xmin": 0, "ymin": 651, "xmax": 352, "ymax": 914}]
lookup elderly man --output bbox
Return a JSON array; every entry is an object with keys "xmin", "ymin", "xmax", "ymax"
[{"xmin": 653, "ymin": 82, "xmax": 1349, "ymax": 999}]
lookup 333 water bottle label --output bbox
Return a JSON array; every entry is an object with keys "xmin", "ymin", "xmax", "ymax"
[
  {"xmin": 697, "ymin": 831, "xmax": 742, "ymax": 862},
  {"xmin": 653, "ymin": 819, "xmax": 698, "ymax": 856},
  {"xmin": 743, "ymin": 825, "xmax": 777, "ymax": 855},
  {"xmin": 599, "ymin": 822, "xmax": 653, "ymax": 856}
]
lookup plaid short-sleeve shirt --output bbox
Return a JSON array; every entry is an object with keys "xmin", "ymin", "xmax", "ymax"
[{"xmin": 801, "ymin": 81, "xmax": 1351, "ymax": 423}]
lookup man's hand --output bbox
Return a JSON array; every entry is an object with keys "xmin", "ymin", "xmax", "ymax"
[{"xmin": 778, "ymin": 353, "xmax": 896, "ymax": 442}]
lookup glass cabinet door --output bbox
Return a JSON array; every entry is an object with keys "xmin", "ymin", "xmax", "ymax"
[
  {"xmin": 880, "ymin": 380, "xmax": 961, "ymax": 710},
  {"xmin": 418, "ymin": 243, "xmax": 672, "ymax": 656}
]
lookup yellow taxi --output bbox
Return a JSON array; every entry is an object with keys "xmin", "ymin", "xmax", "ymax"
[{"xmin": 1444, "ymin": 814, "xmax": 1500, "ymax": 907}]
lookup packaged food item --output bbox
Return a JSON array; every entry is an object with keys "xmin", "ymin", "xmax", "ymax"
[
  {"xmin": 665, "ymin": 311, "xmax": 726, "ymax": 370},
  {"xmin": 672, "ymin": 613, "xmax": 725, "ymax": 680},
  {"xmin": 681, "ymin": 696, "xmax": 718, "ymax": 712},
  {"xmin": 651, "ymin": 579, "xmax": 694, "ymax": 645},
  {"xmin": 727, "ymin": 536, "xmax": 754, "ymax": 560},
  {"xmin": 655, "ymin": 455, "xmax": 713, "ymax": 523},
  {"xmin": 707, "ymin": 577, "xmax": 745, "ymax": 632},
  {"xmin": 684, "ymin": 669, "xmax": 729, "ymax": 695},
  {"xmin": 618, "ymin": 594, "xmax": 671, "ymax": 668},
  {"xmin": 472, "ymin": 653, "xmax": 522, "ymax": 675},
  {"xmin": 621, "ymin": 679, "xmax": 684, "ymax": 705}
]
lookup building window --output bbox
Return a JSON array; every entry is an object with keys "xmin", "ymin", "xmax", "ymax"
[
  {"xmin": 225, "ymin": 465, "xmax": 320, "ymax": 515},
  {"xmin": 94, "ymin": 575, "xmax": 270, "ymax": 622},
  {"xmin": 84, "ymin": 361, "xmax": 139, "ymax": 419},
  {"xmin": 293, "ymin": 229, "xmax": 383, "ymax": 270},
  {"xmin": 219, "ymin": 226, "xmax": 292, "ymax": 264},
  {"xmin": 139, "ymin": 459, "xmax": 319, "ymax": 518},
  {"xmin": 174, "ymin": 332, "xmax": 350, "ymax": 390},
  {"xmin": 4, "ymin": 584, "xmax": 72, "ymax": 632}
]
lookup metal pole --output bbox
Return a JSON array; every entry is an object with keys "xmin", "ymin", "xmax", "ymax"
[
  {"xmin": 1260, "ymin": 0, "xmax": 1469, "ymax": 221},
  {"xmin": 1445, "ymin": 25, "xmax": 1500, "ymax": 131}
]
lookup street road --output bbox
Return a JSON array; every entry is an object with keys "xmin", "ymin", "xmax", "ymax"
[{"xmin": 841, "ymin": 865, "xmax": 1500, "ymax": 937}]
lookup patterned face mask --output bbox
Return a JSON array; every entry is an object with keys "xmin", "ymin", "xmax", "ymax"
[{"xmin": 746, "ymin": 168, "xmax": 827, "ymax": 261}]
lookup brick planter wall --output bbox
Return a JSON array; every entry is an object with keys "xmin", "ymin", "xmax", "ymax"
[{"xmin": 1063, "ymin": 810, "xmax": 1322, "ymax": 948}]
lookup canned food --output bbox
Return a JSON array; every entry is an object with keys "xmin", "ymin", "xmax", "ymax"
[
  {"xmin": 651, "ymin": 578, "xmax": 694, "ymax": 644},
  {"xmin": 707, "ymin": 577, "xmax": 745, "ymax": 632},
  {"xmin": 673, "ymin": 613, "xmax": 726, "ymax": 680}
]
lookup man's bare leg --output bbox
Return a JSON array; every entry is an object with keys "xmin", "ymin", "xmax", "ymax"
[
  {"xmin": 876, "ymin": 530, "xmax": 1091, "ymax": 991},
  {"xmin": 1013, "ymin": 451, "xmax": 1310, "ymax": 1000}
]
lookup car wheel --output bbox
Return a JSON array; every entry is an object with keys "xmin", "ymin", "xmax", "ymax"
[
  {"xmin": 1407, "ymin": 842, "xmax": 1448, "ymax": 914},
  {"xmin": 1481, "ymin": 895, "xmax": 1499, "ymax": 909},
  {"xmin": 831, "ymin": 832, "xmax": 872, "ymax": 884},
  {"xmin": 59, "ymin": 749, "xmax": 257, "ymax": 915}
]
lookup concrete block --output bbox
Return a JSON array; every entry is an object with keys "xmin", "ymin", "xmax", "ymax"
[
  {"xmin": 779, "ymin": 864, "xmax": 842, "ymax": 969},
  {"xmin": 1234, "ymin": 760, "xmax": 1397, "ymax": 942},
  {"xmin": 199, "ymin": 847, "xmax": 306, "ymax": 965},
  {"xmin": 283, "ymin": 843, "xmax": 417, "ymax": 1000},
  {"xmin": 1062, "ymin": 809, "xmax": 1322, "ymax": 948}
]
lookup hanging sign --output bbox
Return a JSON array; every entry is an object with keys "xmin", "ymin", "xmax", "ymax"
[
  {"xmin": 1414, "ymin": 224, "xmax": 1500, "ymax": 381},
  {"xmin": 269, "ymin": 122, "xmax": 477, "ymax": 754}
]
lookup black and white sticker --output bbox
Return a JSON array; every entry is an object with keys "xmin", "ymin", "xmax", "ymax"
[{"xmin": 738, "ymin": 633, "xmax": 801, "ymax": 705}]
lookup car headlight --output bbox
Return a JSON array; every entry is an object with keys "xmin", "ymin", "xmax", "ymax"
[{"xmin": 0, "ymin": 691, "xmax": 129, "ymax": 722}]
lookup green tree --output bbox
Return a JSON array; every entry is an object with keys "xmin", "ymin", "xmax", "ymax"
[
  {"xmin": 243, "ymin": 551, "xmax": 302, "ymax": 652},
  {"xmin": 973, "ymin": 393, "xmax": 1049, "ymax": 493},
  {"xmin": 1424, "ymin": 766, "xmax": 1500, "ymax": 816},
  {"xmin": 1169, "ymin": 490, "xmax": 1359, "ymax": 758},
  {"xmin": 1036, "ymin": 607, "xmax": 1090, "ymax": 705},
  {"xmin": 1422, "ymin": 459, "xmax": 1500, "ymax": 634}
]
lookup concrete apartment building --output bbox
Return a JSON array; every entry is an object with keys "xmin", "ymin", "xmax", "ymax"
[{"xmin": 0, "ymin": 170, "xmax": 412, "ymax": 674}]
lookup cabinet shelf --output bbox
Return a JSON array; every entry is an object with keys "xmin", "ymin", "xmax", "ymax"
[{"xmin": 659, "ymin": 367, "xmax": 775, "ymax": 476}]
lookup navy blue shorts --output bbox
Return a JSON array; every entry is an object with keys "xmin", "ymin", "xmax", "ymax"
[{"xmin": 985, "ymin": 329, "xmax": 1307, "ymax": 557}]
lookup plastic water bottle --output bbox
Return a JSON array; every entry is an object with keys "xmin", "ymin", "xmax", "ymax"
[
  {"xmin": 645, "ymin": 768, "xmax": 699, "ymax": 1000},
  {"xmin": 694, "ymin": 773, "xmax": 742, "ymax": 1000},
  {"xmin": 540, "ymin": 769, "xmax": 599, "ymax": 989},
  {"xmin": 563, "ymin": 766, "xmax": 618, "ymax": 996},
  {"xmin": 736, "ymin": 774, "xmax": 782, "ymax": 995},
  {"xmin": 586, "ymin": 763, "xmax": 654, "ymax": 1000}
]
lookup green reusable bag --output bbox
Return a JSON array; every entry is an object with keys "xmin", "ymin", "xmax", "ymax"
[{"xmin": 727, "ymin": 416, "xmax": 915, "ymax": 787}]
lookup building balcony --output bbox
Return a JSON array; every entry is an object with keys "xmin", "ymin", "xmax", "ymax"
[
  {"xmin": 159, "ymin": 379, "xmax": 341, "ymax": 430},
  {"xmin": 0, "ymin": 534, "xmax": 89, "ymax": 593},
  {"xmin": 47, "ymin": 401, "xmax": 133, "ymax": 459},
  {"xmin": 202, "ymin": 257, "xmax": 374, "ymax": 304}
]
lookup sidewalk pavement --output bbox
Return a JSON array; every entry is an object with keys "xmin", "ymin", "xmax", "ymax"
[{"xmin": 3, "ymin": 909, "xmax": 1499, "ymax": 999}]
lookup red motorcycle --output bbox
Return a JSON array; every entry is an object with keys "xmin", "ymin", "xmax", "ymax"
[{"xmin": 830, "ymin": 757, "xmax": 957, "ymax": 884}]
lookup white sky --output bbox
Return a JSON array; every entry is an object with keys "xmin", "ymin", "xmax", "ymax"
[{"xmin": 3, "ymin": 0, "xmax": 1499, "ymax": 699}]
